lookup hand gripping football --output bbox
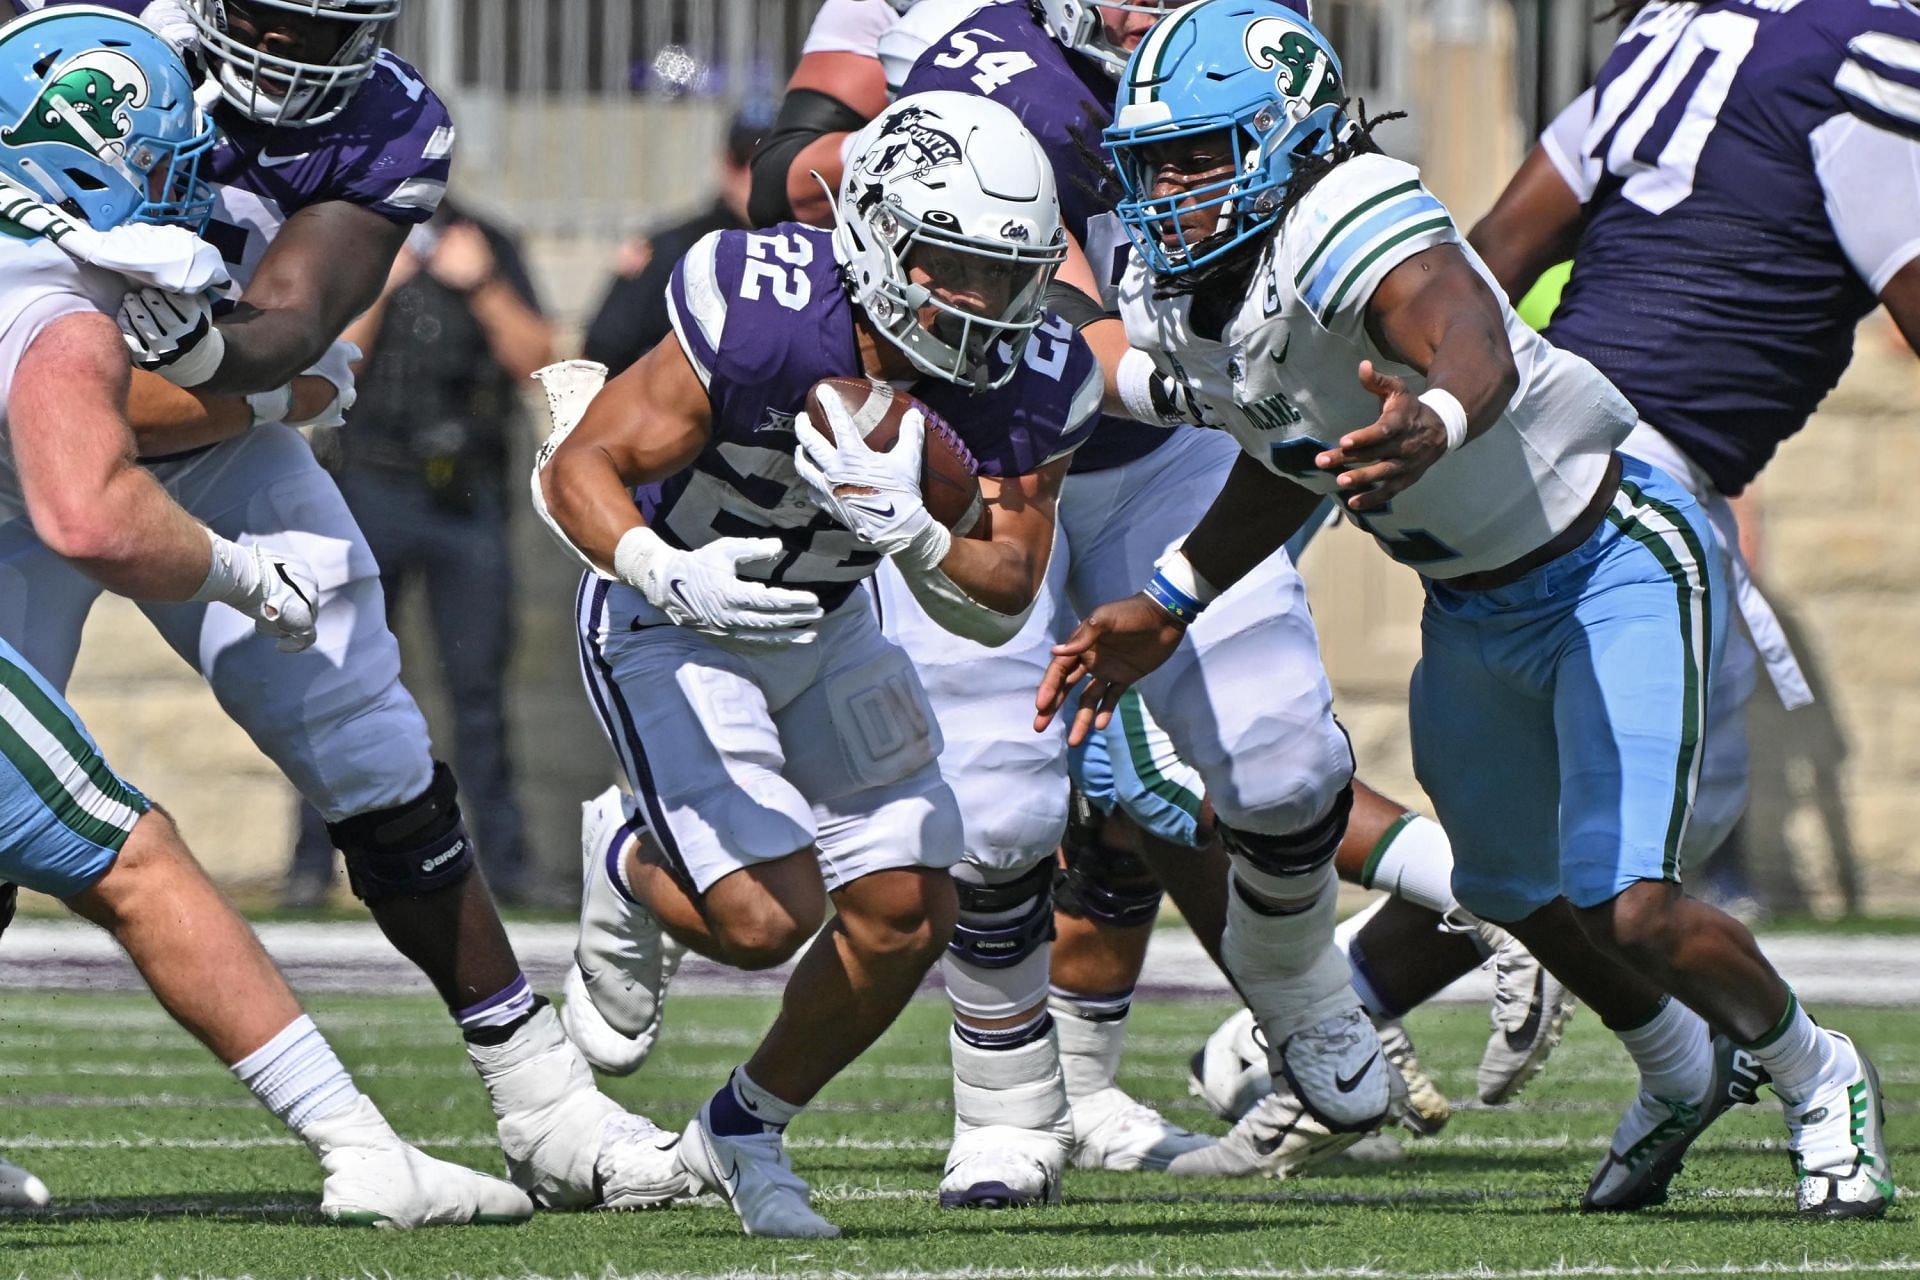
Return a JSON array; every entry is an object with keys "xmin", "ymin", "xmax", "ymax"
[{"xmin": 803, "ymin": 377, "xmax": 988, "ymax": 538}]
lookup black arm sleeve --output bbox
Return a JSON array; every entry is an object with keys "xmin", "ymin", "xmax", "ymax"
[
  {"xmin": 1045, "ymin": 281, "xmax": 1116, "ymax": 332},
  {"xmin": 747, "ymin": 88, "xmax": 873, "ymax": 228}
]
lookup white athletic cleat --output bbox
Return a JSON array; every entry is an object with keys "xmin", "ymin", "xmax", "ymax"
[
  {"xmin": 1277, "ymin": 1007, "xmax": 1395, "ymax": 1133},
  {"xmin": 1189, "ymin": 1007, "xmax": 1270, "ymax": 1124},
  {"xmin": 571, "ymin": 786, "xmax": 669, "ymax": 1042},
  {"xmin": 940, "ymin": 1124, "xmax": 1065, "ymax": 1208},
  {"xmin": 1789, "ymin": 1032, "xmax": 1895, "ymax": 1220},
  {"xmin": 561, "ymin": 931, "xmax": 686, "ymax": 1077},
  {"xmin": 1376, "ymin": 1018, "xmax": 1449, "ymax": 1137},
  {"xmin": 1070, "ymin": 1086, "xmax": 1213, "ymax": 1171},
  {"xmin": 679, "ymin": 1103, "xmax": 838, "ymax": 1238},
  {"xmin": 1166, "ymin": 1084, "xmax": 1357, "ymax": 1180},
  {"xmin": 0, "ymin": 1156, "xmax": 49, "ymax": 1208},
  {"xmin": 1477, "ymin": 929, "xmax": 1577, "ymax": 1105},
  {"xmin": 466, "ymin": 1002, "xmax": 691, "ymax": 1209},
  {"xmin": 302, "ymin": 1094, "xmax": 532, "ymax": 1228}
]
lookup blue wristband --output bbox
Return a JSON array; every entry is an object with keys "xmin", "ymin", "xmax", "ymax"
[{"xmin": 1144, "ymin": 571, "xmax": 1205, "ymax": 626}]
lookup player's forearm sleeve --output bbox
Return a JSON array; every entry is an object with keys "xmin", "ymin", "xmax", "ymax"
[{"xmin": 747, "ymin": 89, "xmax": 872, "ymax": 228}]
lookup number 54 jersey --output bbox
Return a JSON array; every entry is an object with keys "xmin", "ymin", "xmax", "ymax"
[
  {"xmin": 1541, "ymin": 0, "xmax": 1920, "ymax": 496},
  {"xmin": 1118, "ymin": 152, "xmax": 1638, "ymax": 580},
  {"xmin": 658, "ymin": 222, "xmax": 1103, "ymax": 610}
]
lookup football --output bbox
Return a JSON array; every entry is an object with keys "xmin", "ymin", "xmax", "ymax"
[{"xmin": 803, "ymin": 377, "xmax": 988, "ymax": 539}]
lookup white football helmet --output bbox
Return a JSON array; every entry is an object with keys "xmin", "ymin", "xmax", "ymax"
[
  {"xmin": 1035, "ymin": 0, "xmax": 1199, "ymax": 75},
  {"xmin": 192, "ymin": 0, "xmax": 400, "ymax": 126},
  {"xmin": 832, "ymin": 91, "xmax": 1066, "ymax": 390}
]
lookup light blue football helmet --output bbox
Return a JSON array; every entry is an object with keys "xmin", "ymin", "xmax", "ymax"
[
  {"xmin": 1105, "ymin": 0, "xmax": 1348, "ymax": 275},
  {"xmin": 0, "ymin": 5, "xmax": 216, "ymax": 231}
]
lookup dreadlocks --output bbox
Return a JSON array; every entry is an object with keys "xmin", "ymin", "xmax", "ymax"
[{"xmin": 1153, "ymin": 98, "xmax": 1407, "ymax": 311}]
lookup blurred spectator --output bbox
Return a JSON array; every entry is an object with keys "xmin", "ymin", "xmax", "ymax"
[
  {"xmin": 284, "ymin": 201, "xmax": 554, "ymax": 908},
  {"xmin": 583, "ymin": 105, "xmax": 771, "ymax": 375}
]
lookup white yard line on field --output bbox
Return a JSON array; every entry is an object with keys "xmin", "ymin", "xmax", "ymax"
[{"xmin": 3, "ymin": 922, "xmax": 1918, "ymax": 1005}]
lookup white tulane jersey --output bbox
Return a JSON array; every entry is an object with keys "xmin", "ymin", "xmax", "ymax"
[
  {"xmin": 1119, "ymin": 153, "xmax": 1637, "ymax": 580},
  {"xmin": 0, "ymin": 238, "xmax": 131, "ymax": 522}
]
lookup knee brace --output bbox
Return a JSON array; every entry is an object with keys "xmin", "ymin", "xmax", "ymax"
[
  {"xmin": 1055, "ymin": 798, "xmax": 1164, "ymax": 928},
  {"xmin": 944, "ymin": 858, "xmax": 1055, "ymax": 1022},
  {"xmin": 1219, "ymin": 783, "xmax": 1352, "ymax": 881},
  {"xmin": 329, "ymin": 761, "xmax": 475, "ymax": 902}
]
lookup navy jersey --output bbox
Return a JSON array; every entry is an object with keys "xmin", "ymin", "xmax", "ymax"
[
  {"xmin": 1542, "ymin": 0, "xmax": 1920, "ymax": 494},
  {"xmin": 903, "ymin": 3, "xmax": 1166, "ymax": 472},
  {"xmin": 659, "ymin": 224, "xmax": 1102, "ymax": 609}
]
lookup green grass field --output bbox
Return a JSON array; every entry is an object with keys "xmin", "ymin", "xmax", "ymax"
[{"xmin": 0, "ymin": 989, "xmax": 1912, "ymax": 1279}]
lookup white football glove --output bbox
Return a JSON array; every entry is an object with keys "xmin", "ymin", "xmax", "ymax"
[
  {"xmin": 191, "ymin": 532, "xmax": 320, "ymax": 653},
  {"xmin": 139, "ymin": 0, "xmax": 201, "ymax": 57},
  {"xmin": 118, "ymin": 285, "xmax": 226, "ymax": 387},
  {"xmin": 285, "ymin": 339, "xmax": 361, "ymax": 429},
  {"xmin": 613, "ymin": 526, "xmax": 823, "ymax": 644},
  {"xmin": 792, "ymin": 402, "xmax": 948, "ymax": 570}
]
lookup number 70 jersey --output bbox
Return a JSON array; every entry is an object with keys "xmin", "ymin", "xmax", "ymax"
[{"xmin": 1540, "ymin": 0, "xmax": 1920, "ymax": 496}]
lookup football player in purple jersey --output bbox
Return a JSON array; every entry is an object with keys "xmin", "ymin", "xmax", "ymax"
[
  {"xmin": 0, "ymin": 0, "xmax": 696, "ymax": 1213},
  {"xmin": 544, "ymin": 93, "xmax": 1103, "ymax": 1236},
  {"xmin": 1466, "ymin": 0, "xmax": 1909, "ymax": 1219}
]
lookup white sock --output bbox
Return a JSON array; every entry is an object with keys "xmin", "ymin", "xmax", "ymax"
[
  {"xmin": 1358, "ymin": 813, "xmax": 1458, "ymax": 916},
  {"xmin": 1745, "ymin": 994, "xmax": 1843, "ymax": 1106},
  {"xmin": 231, "ymin": 1015, "xmax": 361, "ymax": 1138},
  {"xmin": 1223, "ymin": 861, "xmax": 1355, "ymax": 1037},
  {"xmin": 1616, "ymin": 996, "xmax": 1712, "ymax": 1102},
  {"xmin": 1049, "ymin": 988, "xmax": 1131, "ymax": 1100}
]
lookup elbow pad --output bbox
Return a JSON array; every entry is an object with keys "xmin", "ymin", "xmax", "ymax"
[
  {"xmin": 899, "ymin": 561, "xmax": 1034, "ymax": 647},
  {"xmin": 747, "ymin": 89, "xmax": 871, "ymax": 228}
]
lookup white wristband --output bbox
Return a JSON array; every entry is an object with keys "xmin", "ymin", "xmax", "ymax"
[
  {"xmin": 897, "ymin": 519, "xmax": 952, "ymax": 576},
  {"xmin": 1154, "ymin": 548, "xmax": 1221, "ymax": 605},
  {"xmin": 1116, "ymin": 348, "xmax": 1177, "ymax": 427},
  {"xmin": 246, "ymin": 384, "xmax": 294, "ymax": 427},
  {"xmin": 612, "ymin": 525, "xmax": 666, "ymax": 588},
  {"xmin": 1418, "ymin": 387, "xmax": 1470, "ymax": 453},
  {"xmin": 156, "ymin": 323, "xmax": 226, "ymax": 389},
  {"xmin": 189, "ymin": 528, "xmax": 258, "ymax": 605}
]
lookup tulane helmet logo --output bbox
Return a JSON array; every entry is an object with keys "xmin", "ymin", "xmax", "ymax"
[
  {"xmin": 1243, "ymin": 18, "xmax": 1340, "ymax": 109},
  {"xmin": 1, "ymin": 50, "xmax": 150, "ymax": 153}
]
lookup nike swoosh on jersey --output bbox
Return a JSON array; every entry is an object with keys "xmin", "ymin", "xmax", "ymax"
[
  {"xmin": 257, "ymin": 150, "xmax": 311, "ymax": 169},
  {"xmin": 1334, "ymin": 1052, "xmax": 1380, "ymax": 1093}
]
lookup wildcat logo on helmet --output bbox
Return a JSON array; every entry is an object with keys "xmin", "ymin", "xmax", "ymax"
[
  {"xmin": 1244, "ymin": 17, "xmax": 1339, "ymax": 107},
  {"xmin": 861, "ymin": 104, "xmax": 963, "ymax": 183},
  {"xmin": 0, "ymin": 50, "xmax": 150, "ymax": 154}
]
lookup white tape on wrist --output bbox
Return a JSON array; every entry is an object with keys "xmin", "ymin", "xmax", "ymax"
[
  {"xmin": 190, "ymin": 529, "xmax": 256, "ymax": 606},
  {"xmin": 246, "ymin": 384, "xmax": 294, "ymax": 427},
  {"xmin": 1418, "ymin": 387, "xmax": 1470, "ymax": 453},
  {"xmin": 157, "ymin": 323, "xmax": 226, "ymax": 388},
  {"xmin": 1116, "ymin": 347, "xmax": 1174, "ymax": 427},
  {"xmin": 613, "ymin": 525, "xmax": 666, "ymax": 588},
  {"xmin": 1154, "ymin": 548, "xmax": 1221, "ymax": 605}
]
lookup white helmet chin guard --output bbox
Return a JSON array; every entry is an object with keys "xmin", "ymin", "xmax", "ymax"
[
  {"xmin": 832, "ymin": 91, "xmax": 1067, "ymax": 391},
  {"xmin": 1035, "ymin": 0, "xmax": 1192, "ymax": 75},
  {"xmin": 193, "ymin": 0, "xmax": 400, "ymax": 127}
]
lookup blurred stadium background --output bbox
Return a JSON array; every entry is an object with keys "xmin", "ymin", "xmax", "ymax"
[{"xmin": 46, "ymin": 0, "xmax": 1920, "ymax": 916}]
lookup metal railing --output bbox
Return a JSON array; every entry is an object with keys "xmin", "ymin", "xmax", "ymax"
[{"xmin": 383, "ymin": 0, "xmax": 1432, "ymax": 241}]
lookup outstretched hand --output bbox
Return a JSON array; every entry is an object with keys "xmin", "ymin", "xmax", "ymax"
[
  {"xmin": 1314, "ymin": 361, "xmax": 1451, "ymax": 512},
  {"xmin": 1034, "ymin": 593, "xmax": 1185, "ymax": 746}
]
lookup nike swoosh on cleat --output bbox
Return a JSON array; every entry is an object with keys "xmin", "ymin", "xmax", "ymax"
[
  {"xmin": 1504, "ymin": 970, "xmax": 1547, "ymax": 1051},
  {"xmin": 1335, "ymin": 1052, "xmax": 1380, "ymax": 1093},
  {"xmin": 1253, "ymin": 1116, "xmax": 1301, "ymax": 1156}
]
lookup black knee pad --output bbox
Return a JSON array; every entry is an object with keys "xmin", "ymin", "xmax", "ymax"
[
  {"xmin": 1056, "ymin": 824, "xmax": 1164, "ymax": 929},
  {"xmin": 329, "ymin": 762, "xmax": 476, "ymax": 902},
  {"xmin": 1220, "ymin": 784, "xmax": 1352, "ymax": 878},
  {"xmin": 948, "ymin": 857, "xmax": 1055, "ymax": 969}
]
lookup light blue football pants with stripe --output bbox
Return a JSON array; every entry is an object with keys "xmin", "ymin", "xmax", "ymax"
[
  {"xmin": 1409, "ymin": 457, "xmax": 1726, "ymax": 924},
  {"xmin": 0, "ymin": 634, "xmax": 148, "ymax": 898}
]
